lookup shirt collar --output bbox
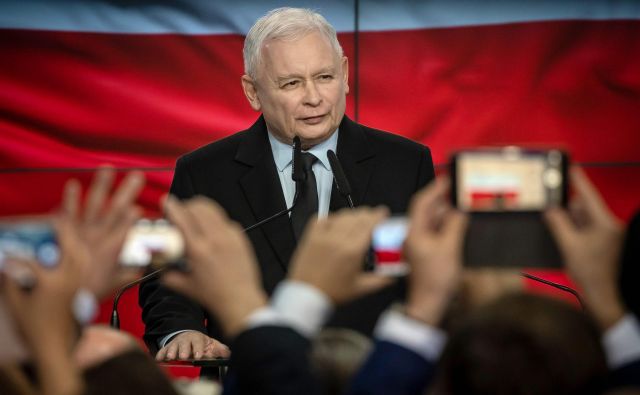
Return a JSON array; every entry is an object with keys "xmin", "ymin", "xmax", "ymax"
[{"xmin": 268, "ymin": 129, "xmax": 339, "ymax": 172}]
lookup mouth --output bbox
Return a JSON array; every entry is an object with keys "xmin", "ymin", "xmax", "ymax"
[{"xmin": 299, "ymin": 114, "xmax": 327, "ymax": 125}]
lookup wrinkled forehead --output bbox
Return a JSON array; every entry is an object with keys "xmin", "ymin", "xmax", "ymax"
[{"xmin": 257, "ymin": 31, "xmax": 341, "ymax": 74}]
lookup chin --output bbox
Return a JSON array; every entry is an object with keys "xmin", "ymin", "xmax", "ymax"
[{"xmin": 298, "ymin": 129, "xmax": 334, "ymax": 147}]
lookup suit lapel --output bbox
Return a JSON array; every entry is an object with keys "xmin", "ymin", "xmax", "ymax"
[
  {"xmin": 236, "ymin": 117, "xmax": 295, "ymax": 272},
  {"xmin": 330, "ymin": 116, "xmax": 375, "ymax": 211}
]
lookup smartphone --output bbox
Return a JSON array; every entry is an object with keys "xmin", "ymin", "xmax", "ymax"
[
  {"xmin": 371, "ymin": 217, "xmax": 409, "ymax": 276},
  {"xmin": 0, "ymin": 220, "xmax": 59, "ymax": 269},
  {"xmin": 119, "ymin": 219, "xmax": 184, "ymax": 269},
  {"xmin": 450, "ymin": 147, "xmax": 568, "ymax": 212}
]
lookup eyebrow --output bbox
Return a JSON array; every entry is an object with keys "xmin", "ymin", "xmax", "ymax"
[{"xmin": 276, "ymin": 66, "xmax": 337, "ymax": 82}]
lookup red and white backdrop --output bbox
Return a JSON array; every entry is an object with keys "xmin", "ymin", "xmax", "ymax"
[{"xmin": 1, "ymin": 0, "xmax": 639, "ymax": 357}]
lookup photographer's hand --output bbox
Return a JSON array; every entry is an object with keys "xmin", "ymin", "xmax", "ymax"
[
  {"xmin": 403, "ymin": 177, "xmax": 468, "ymax": 325},
  {"xmin": 545, "ymin": 167, "xmax": 625, "ymax": 330},
  {"xmin": 61, "ymin": 166, "xmax": 145, "ymax": 300}
]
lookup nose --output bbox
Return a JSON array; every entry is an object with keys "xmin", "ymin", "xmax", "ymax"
[{"xmin": 303, "ymin": 81, "xmax": 322, "ymax": 106}]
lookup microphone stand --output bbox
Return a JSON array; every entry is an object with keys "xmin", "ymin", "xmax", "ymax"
[
  {"xmin": 246, "ymin": 136, "xmax": 303, "ymax": 232},
  {"xmin": 521, "ymin": 272, "xmax": 584, "ymax": 309},
  {"xmin": 111, "ymin": 267, "xmax": 168, "ymax": 329},
  {"xmin": 327, "ymin": 150, "xmax": 355, "ymax": 209}
]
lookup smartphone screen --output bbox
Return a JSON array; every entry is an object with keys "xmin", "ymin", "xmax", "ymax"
[
  {"xmin": 452, "ymin": 148, "xmax": 567, "ymax": 212},
  {"xmin": 119, "ymin": 219, "xmax": 184, "ymax": 268},
  {"xmin": 371, "ymin": 217, "xmax": 409, "ymax": 276},
  {"xmin": 0, "ymin": 221, "xmax": 59, "ymax": 269}
]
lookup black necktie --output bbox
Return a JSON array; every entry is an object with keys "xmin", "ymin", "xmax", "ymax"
[{"xmin": 291, "ymin": 152, "xmax": 318, "ymax": 240}]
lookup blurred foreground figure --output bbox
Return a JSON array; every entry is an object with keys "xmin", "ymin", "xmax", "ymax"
[{"xmin": 347, "ymin": 169, "xmax": 640, "ymax": 395}]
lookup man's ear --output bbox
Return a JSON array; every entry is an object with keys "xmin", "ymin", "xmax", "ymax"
[
  {"xmin": 341, "ymin": 56, "xmax": 349, "ymax": 95},
  {"xmin": 241, "ymin": 75, "xmax": 262, "ymax": 111}
]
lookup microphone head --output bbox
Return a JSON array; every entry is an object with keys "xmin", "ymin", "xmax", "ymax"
[
  {"xmin": 292, "ymin": 136, "xmax": 304, "ymax": 183},
  {"xmin": 327, "ymin": 150, "xmax": 352, "ymax": 195}
]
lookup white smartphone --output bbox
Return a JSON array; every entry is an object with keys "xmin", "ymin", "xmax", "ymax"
[{"xmin": 371, "ymin": 217, "xmax": 409, "ymax": 276}]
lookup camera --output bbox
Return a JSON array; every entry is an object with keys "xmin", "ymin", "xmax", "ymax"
[
  {"xmin": 450, "ymin": 147, "xmax": 568, "ymax": 268},
  {"xmin": 371, "ymin": 217, "xmax": 408, "ymax": 276},
  {"xmin": 0, "ymin": 220, "xmax": 59, "ymax": 269},
  {"xmin": 119, "ymin": 219, "xmax": 184, "ymax": 269},
  {"xmin": 450, "ymin": 147, "xmax": 568, "ymax": 212}
]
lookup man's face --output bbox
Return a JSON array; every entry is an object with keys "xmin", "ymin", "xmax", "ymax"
[{"xmin": 242, "ymin": 31, "xmax": 349, "ymax": 148}]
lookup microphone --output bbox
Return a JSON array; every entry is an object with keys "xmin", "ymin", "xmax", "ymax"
[
  {"xmin": 327, "ymin": 150, "xmax": 355, "ymax": 209},
  {"xmin": 110, "ymin": 266, "xmax": 168, "ymax": 329},
  {"xmin": 292, "ymin": 136, "xmax": 304, "ymax": 183},
  {"xmin": 244, "ymin": 136, "xmax": 303, "ymax": 232}
]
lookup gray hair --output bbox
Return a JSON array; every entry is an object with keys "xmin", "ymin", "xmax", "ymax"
[{"xmin": 243, "ymin": 7, "xmax": 344, "ymax": 79}]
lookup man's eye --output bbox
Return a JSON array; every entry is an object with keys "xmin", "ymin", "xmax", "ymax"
[
  {"xmin": 283, "ymin": 80, "xmax": 299, "ymax": 88},
  {"xmin": 319, "ymin": 74, "xmax": 333, "ymax": 80}
]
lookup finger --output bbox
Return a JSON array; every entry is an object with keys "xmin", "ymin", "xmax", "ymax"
[
  {"xmin": 344, "ymin": 207, "xmax": 389, "ymax": 249},
  {"xmin": 52, "ymin": 216, "xmax": 84, "ymax": 273},
  {"xmin": 201, "ymin": 343, "xmax": 217, "ymax": 359},
  {"xmin": 570, "ymin": 167, "xmax": 617, "ymax": 225},
  {"xmin": 164, "ymin": 195, "xmax": 201, "ymax": 247},
  {"xmin": 544, "ymin": 207, "xmax": 576, "ymax": 251},
  {"xmin": 161, "ymin": 271, "xmax": 191, "ymax": 299},
  {"xmin": 440, "ymin": 209, "xmax": 469, "ymax": 244},
  {"xmin": 211, "ymin": 342, "xmax": 231, "ymax": 358},
  {"xmin": 408, "ymin": 178, "xmax": 449, "ymax": 235},
  {"xmin": 155, "ymin": 346, "xmax": 168, "ymax": 361},
  {"xmin": 104, "ymin": 206, "xmax": 143, "ymax": 251},
  {"xmin": 186, "ymin": 196, "xmax": 230, "ymax": 236},
  {"xmin": 61, "ymin": 179, "xmax": 81, "ymax": 219},
  {"xmin": 351, "ymin": 273, "xmax": 394, "ymax": 299},
  {"xmin": 85, "ymin": 166, "xmax": 116, "ymax": 222},
  {"xmin": 103, "ymin": 171, "xmax": 145, "ymax": 231},
  {"xmin": 164, "ymin": 342, "xmax": 178, "ymax": 361},
  {"xmin": 177, "ymin": 339, "xmax": 192, "ymax": 360},
  {"xmin": 190, "ymin": 334, "xmax": 205, "ymax": 360}
]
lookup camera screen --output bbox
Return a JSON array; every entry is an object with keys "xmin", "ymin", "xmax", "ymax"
[
  {"xmin": 119, "ymin": 219, "xmax": 184, "ymax": 268},
  {"xmin": 0, "ymin": 222, "xmax": 59, "ymax": 268},
  {"xmin": 455, "ymin": 149, "xmax": 565, "ymax": 212},
  {"xmin": 371, "ymin": 217, "xmax": 408, "ymax": 276}
]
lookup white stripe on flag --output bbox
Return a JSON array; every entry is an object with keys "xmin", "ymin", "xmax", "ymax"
[{"xmin": 0, "ymin": 0, "xmax": 639, "ymax": 34}]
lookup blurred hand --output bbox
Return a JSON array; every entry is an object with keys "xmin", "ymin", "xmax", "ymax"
[
  {"xmin": 155, "ymin": 331, "xmax": 230, "ymax": 361},
  {"xmin": 161, "ymin": 196, "xmax": 267, "ymax": 337},
  {"xmin": 403, "ymin": 177, "xmax": 468, "ymax": 325},
  {"xmin": 61, "ymin": 166, "xmax": 145, "ymax": 299},
  {"xmin": 3, "ymin": 217, "xmax": 85, "ymax": 348},
  {"xmin": 545, "ymin": 167, "xmax": 625, "ymax": 329},
  {"xmin": 288, "ymin": 206, "xmax": 391, "ymax": 304},
  {"xmin": 2, "ymin": 216, "xmax": 87, "ymax": 395}
]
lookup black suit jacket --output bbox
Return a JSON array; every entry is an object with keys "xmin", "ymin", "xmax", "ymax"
[
  {"xmin": 223, "ymin": 326, "xmax": 322, "ymax": 395},
  {"xmin": 139, "ymin": 115, "xmax": 435, "ymax": 351}
]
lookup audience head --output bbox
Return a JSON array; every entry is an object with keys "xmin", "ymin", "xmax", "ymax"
[
  {"xmin": 311, "ymin": 328, "xmax": 373, "ymax": 395},
  {"xmin": 429, "ymin": 292, "xmax": 608, "ymax": 395}
]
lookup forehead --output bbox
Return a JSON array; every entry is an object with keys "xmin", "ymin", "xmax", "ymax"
[{"xmin": 259, "ymin": 32, "xmax": 338, "ymax": 76}]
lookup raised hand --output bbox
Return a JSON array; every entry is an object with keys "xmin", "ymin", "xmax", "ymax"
[
  {"xmin": 288, "ymin": 206, "xmax": 390, "ymax": 304},
  {"xmin": 61, "ymin": 166, "xmax": 145, "ymax": 299},
  {"xmin": 161, "ymin": 196, "xmax": 267, "ymax": 338},
  {"xmin": 545, "ymin": 167, "xmax": 626, "ymax": 329},
  {"xmin": 403, "ymin": 177, "xmax": 468, "ymax": 325}
]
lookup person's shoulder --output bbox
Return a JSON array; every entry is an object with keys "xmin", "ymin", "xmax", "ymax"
[
  {"xmin": 177, "ymin": 128, "xmax": 254, "ymax": 167},
  {"xmin": 355, "ymin": 121, "xmax": 430, "ymax": 154}
]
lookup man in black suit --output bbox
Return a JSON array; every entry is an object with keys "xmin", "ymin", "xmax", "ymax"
[{"xmin": 139, "ymin": 7, "xmax": 434, "ymax": 361}]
